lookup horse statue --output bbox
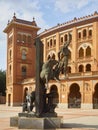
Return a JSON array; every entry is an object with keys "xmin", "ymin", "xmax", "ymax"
[
  {"xmin": 40, "ymin": 33, "xmax": 71, "ymax": 88},
  {"xmin": 40, "ymin": 58, "xmax": 59, "ymax": 89}
]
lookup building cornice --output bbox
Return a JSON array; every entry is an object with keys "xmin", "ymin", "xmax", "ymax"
[
  {"xmin": 4, "ymin": 21, "xmax": 40, "ymax": 33},
  {"xmin": 39, "ymin": 11, "xmax": 98, "ymax": 38}
]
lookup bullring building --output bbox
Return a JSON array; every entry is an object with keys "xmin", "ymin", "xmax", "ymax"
[{"xmin": 4, "ymin": 11, "xmax": 98, "ymax": 109}]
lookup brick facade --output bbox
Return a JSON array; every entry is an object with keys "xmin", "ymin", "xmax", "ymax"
[
  {"xmin": 4, "ymin": 12, "xmax": 98, "ymax": 109},
  {"xmin": 4, "ymin": 14, "xmax": 39, "ymax": 106}
]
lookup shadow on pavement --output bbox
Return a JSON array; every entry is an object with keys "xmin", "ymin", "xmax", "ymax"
[{"xmin": 61, "ymin": 123, "xmax": 98, "ymax": 129}]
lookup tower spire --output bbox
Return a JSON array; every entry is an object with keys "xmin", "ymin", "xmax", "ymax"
[
  {"xmin": 13, "ymin": 12, "xmax": 16, "ymax": 21},
  {"xmin": 32, "ymin": 17, "xmax": 37, "ymax": 26}
]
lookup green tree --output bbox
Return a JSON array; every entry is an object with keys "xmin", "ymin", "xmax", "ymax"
[{"xmin": 0, "ymin": 70, "xmax": 6, "ymax": 96}]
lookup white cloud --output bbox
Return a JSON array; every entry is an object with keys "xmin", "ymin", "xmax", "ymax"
[
  {"xmin": 0, "ymin": 0, "xmax": 48, "ymax": 30},
  {"xmin": 54, "ymin": 0, "xmax": 92, "ymax": 13},
  {"xmin": 0, "ymin": 0, "xmax": 49, "ymax": 70},
  {"xmin": 0, "ymin": 0, "xmax": 98, "ymax": 70}
]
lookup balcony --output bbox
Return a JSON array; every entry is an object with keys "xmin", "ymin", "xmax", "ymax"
[
  {"xmin": 77, "ymin": 36, "xmax": 92, "ymax": 43},
  {"xmin": 60, "ymin": 71, "xmax": 98, "ymax": 80},
  {"xmin": 77, "ymin": 56, "xmax": 93, "ymax": 63}
]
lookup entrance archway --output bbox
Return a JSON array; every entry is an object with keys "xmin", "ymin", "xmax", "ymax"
[
  {"xmin": 93, "ymin": 83, "xmax": 98, "ymax": 109},
  {"xmin": 68, "ymin": 83, "xmax": 81, "ymax": 108}
]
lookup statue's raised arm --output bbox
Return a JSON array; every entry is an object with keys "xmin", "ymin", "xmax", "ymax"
[{"xmin": 65, "ymin": 33, "xmax": 72, "ymax": 47}]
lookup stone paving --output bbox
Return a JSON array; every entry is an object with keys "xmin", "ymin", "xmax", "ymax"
[{"xmin": 0, "ymin": 105, "xmax": 98, "ymax": 130}]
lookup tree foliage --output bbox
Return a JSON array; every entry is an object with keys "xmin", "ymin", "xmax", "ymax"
[{"xmin": 0, "ymin": 70, "xmax": 6, "ymax": 96}]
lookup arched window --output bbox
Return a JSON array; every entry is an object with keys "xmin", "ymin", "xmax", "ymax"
[
  {"xmin": 79, "ymin": 47, "xmax": 84, "ymax": 58},
  {"xmin": 22, "ymin": 49, "xmax": 27, "ymax": 60},
  {"xmin": 64, "ymin": 34, "xmax": 67, "ymax": 41},
  {"xmin": 47, "ymin": 42, "xmax": 49, "ymax": 48},
  {"xmin": 54, "ymin": 39, "xmax": 56, "ymax": 46},
  {"xmin": 86, "ymin": 46, "xmax": 91, "ymax": 57},
  {"xmin": 78, "ymin": 32, "xmax": 81, "ymax": 39},
  {"xmin": 61, "ymin": 37, "xmax": 63, "ymax": 43},
  {"xmin": 83, "ymin": 29, "xmax": 87, "ymax": 38},
  {"xmin": 23, "ymin": 35, "xmax": 26, "ymax": 43},
  {"xmin": 22, "ymin": 66, "xmax": 27, "ymax": 76},
  {"xmin": 89, "ymin": 30, "xmax": 92, "ymax": 37},
  {"xmin": 79, "ymin": 65, "xmax": 84, "ymax": 72},
  {"xmin": 86, "ymin": 64, "xmax": 91, "ymax": 72},
  {"xmin": 67, "ymin": 66, "xmax": 71, "ymax": 73},
  {"xmin": 50, "ymin": 39, "xmax": 52, "ymax": 47}
]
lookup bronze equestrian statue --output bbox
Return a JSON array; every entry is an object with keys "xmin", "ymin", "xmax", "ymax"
[
  {"xmin": 40, "ymin": 33, "xmax": 71, "ymax": 86},
  {"xmin": 22, "ymin": 33, "xmax": 71, "ymax": 115}
]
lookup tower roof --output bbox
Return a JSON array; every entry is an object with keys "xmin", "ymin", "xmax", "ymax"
[{"xmin": 4, "ymin": 13, "xmax": 40, "ymax": 33}]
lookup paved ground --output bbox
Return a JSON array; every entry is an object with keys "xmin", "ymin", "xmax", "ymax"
[{"xmin": 0, "ymin": 104, "xmax": 98, "ymax": 130}]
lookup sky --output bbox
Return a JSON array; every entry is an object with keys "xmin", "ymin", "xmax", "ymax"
[{"xmin": 0, "ymin": 0, "xmax": 98, "ymax": 70}]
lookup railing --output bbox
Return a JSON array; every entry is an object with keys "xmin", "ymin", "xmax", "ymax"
[
  {"xmin": 67, "ymin": 71, "xmax": 98, "ymax": 78},
  {"xmin": 68, "ymin": 73, "xmax": 81, "ymax": 77},
  {"xmin": 77, "ymin": 56, "xmax": 93, "ymax": 62},
  {"xmin": 77, "ymin": 36, "xmax": 92, "ymax": 42},
  {"xmin": 92, "ymin": 71, "xmax": 98, "ymax": 75}
]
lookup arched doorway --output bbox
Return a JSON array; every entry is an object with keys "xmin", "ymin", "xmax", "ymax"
[
  {"xmin": 68, "ymin": 83, "xmax": 81, "ymax": 108},
  {"xmin": 93, "ymin": 83, "xmax": 98, "ymax": 109}
]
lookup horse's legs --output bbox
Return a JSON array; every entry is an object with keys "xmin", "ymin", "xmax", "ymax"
[{"xmin": 45, "ymin": 75, "xmax": 49, "ymax": 89}]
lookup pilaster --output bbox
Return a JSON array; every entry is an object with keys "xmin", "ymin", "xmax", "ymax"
[
  {"xmin": 72, "ymin": 27, "xmax": 77, "ymax": 73},
  {"xmin": 92, "ymin": 22, "xmax": 98, "ymax": 70},
  {"xmin": 56, "ymin": 32, "xmax": 60, "ymax": 60}
]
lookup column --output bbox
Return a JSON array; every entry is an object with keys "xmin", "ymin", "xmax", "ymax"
[{"xmin": 35, "ymin": 38, "xmax": 44, "ymax": 117}]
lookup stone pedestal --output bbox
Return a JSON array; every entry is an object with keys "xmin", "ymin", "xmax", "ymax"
[
  {"xmin": 10, "ymin": 113, "xmax": 62, "ymax": 129},
  {"xmin": 10, "ymin": 116, "xmax": 18, "ymax": 127}
]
